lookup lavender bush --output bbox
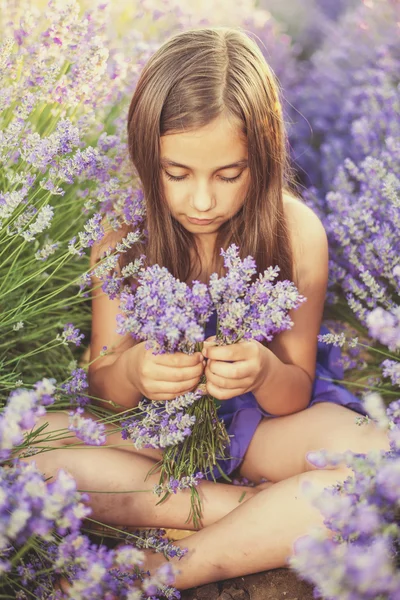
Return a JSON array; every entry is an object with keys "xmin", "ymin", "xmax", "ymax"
[
  {"xmin": 3, "ymin": 0, "xmax": 400, "ymax": 595},
  {"xmin": 290, "ymin": 393, "xmax": 400, "ymax": 599},
  {"xmin": 0, "ymin": 0, "xmax": 156, "ymax": 398},
  {"xmin": 263, "ymin": 0, "xmax": 400, "ymax": 595},
  {"xmin": 282, "ymin": 0, "xmax": 400, "ymax": 192},
  {"xmin": 0, "ymin": 378, "xmax": 184, "ymax": 599}
]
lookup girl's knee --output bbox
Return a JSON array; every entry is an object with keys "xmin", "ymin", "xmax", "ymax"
[
  {"xmin": 308, "ymin": 405, "xmax": 390, "ymax": 457},
  {"xmin": 31, "ymin": 410, "xmax": 73, "ymax": 447}
]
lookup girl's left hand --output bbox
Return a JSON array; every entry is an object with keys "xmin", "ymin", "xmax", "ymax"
[{"xmin": 202, "ymin": 337, "xmax": 270, "ymax": 400}]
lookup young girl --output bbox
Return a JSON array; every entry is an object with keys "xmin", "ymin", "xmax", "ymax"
[{"xmin": 34, "ymin": 26, "xmax": 389, "ymax": 591}]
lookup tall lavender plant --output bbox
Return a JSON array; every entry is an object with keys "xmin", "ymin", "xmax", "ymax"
[
  {"xmin": 0, "ymin": 0, "xmax": 154, "ymax": 397},
  {"xmin": 0, "ymin": 378, "xmax": 183, "ymax": 599},
  {"xmin": 290, "ymin": 393, "xmax": 400, "ymax": 599}
]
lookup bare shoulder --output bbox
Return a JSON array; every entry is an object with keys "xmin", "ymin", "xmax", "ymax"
[
  {"xmin": 89, "ymin": 217, "xmax": 134, "ymax": 374},
  {"xmin": 282, "ymin": 190, "xmax": 328, "ymax": 288}
]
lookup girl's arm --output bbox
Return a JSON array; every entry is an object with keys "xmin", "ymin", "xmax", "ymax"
[
  {"xmin": 203, "ymin": 199, "xmax": 329, "ymax": 416},
  {"xmin": 88, "ymin": 235, "xmax": 143, "ymax": 412},
  {"xmin": 252, "ymin": 199, "xmax": 329, "ymax": 415},
  {"xmin": 88, "ymin": 233, "xmax": 204, "ymax": 413}
]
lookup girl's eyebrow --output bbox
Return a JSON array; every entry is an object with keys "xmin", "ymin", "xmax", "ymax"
[{"xmin": 161, "ymin": 158, "xmax": 248, "ymax": 171}]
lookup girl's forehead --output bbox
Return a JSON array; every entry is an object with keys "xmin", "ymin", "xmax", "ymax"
[{"xmin": 160, "ymin": 115, "xmax": 248, "ymax": 169}]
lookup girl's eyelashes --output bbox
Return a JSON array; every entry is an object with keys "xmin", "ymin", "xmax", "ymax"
[{"xmin": 164, "ymin": 172, "xmax": 243, "ymax": 184}]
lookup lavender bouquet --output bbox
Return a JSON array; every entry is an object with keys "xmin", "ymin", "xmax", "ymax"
[
  {"xmin": 117, "ymin": 245, "xmax": 305, "ymax": 526},
  {"xmin": 116, "ymin": 260, "xmax": 230, "ymax": 526}
]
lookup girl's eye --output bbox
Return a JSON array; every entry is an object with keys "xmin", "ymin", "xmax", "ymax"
[
  {"xmin": 164, "ymin": 172, "xmax": 243, "ymax": 184},
  {"xmin": 220, "ymin": 173, "xmax": 243, "ymax": 184},
  {"xmin": 165, "ymin": 173, "xmax": 187, "ymax": 182}
]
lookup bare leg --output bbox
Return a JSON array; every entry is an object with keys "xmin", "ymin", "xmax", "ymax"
[
  {"xmin": 25, "ymin": 412, "xmax": 258, "ymax": 529},
  {"xmin": 142, "ymin": 467, "xmax": 367, "ymax": 589},
  {"xmin": 140, "ymin": 404, "xmax": 391, "ymax": 589}
]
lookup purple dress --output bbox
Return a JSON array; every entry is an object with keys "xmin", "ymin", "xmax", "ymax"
[{"xmin": 204, "ymin": 311, "xmax": 368, "ymax": 480}]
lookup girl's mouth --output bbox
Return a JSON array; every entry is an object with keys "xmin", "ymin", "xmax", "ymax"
[{"xmin": 187, "ymin": 216, "xmax": 215, "ymax": 225}]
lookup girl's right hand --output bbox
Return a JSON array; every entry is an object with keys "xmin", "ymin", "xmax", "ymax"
[{"xmin": 125, "ymin": 342, "xmax": 205, "ymax": 401}]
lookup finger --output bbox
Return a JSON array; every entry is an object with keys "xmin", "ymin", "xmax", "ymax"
[
  {"xmin": 149, "ymin": 362, "xmax": 205, "ymax": 383},
  {"xmin": 206, "ymin": 380, "xmax": 245, "ymax": 401},
  {"xmin": 203, "ymin": 335, "xmax": 216, "ymax": 344},
  {"xmin": 206, "ymin": 366, "xmax": 251, "ymax": 391},
  {"xmin": 147, "ymin": 392, "xmax": 186, "ymax": 402},
  {"xmin": 146, "ymin": 377, "xmax": 202, "ymax": 398},
  {"xmin": 202, "ymin": 342, "xmax": 253, "ymax": 361},
  {"xmin": 207, "ymin": 358, "xmax": 249, "ymax": 380},
  {"xmin": 154, "ymin": 352, "xmax": 204, "ymax": 367}
]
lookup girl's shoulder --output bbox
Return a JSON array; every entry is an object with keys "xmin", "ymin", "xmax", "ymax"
[{"xmin": 282, "ymin": 190, "xmax": 328, "ymax": 287}]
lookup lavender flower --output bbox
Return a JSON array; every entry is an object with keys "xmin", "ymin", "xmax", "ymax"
[
  {"xmin": 153, "ymin": 472, "xmax": 204, "ymax": 496},
  {"xmin": 61, "ymin": 367, "xmax": 90, "ymax": 407},
  {"xmin": 0, "ymin": 378, "xmax": 56, "ymax": 462},
  {"xmin": 367, "ymin": 306, "xmax": 400, "ymax": 352},
  {"xmin": 120, "ymin": 388, "xmax": 203, "ymax": 449},
  {"xmin": 131, "ymin": 528, "xmax": 188, "ymax": 560},
  {"xmin": 210, "ymin": 245, "xmax": 306, "ymax": 344},
  {"xmin": 0, "ymin": 460, "xmax": 90, "ymax": 551},
  {"xmin": 54, "ymin": 530, "xmax": 180, "ymax": 600},
  {"xmin": 381, "ymin": 359, "xmax": 400, "ymax": 387},
  {"xmin": 117, "ymin": 263, "xmax": 213, "ymax": 354},
  {"xmin": 68, "ymin": 408, "xmax": 107, "ymax": 446},
  {"xmin": 57, "ymin": 323, "xmax": 85, "ymax": 347},
  {"xmin": 291, "ymin": 394, "xmax": 400, "ymax": 598}
]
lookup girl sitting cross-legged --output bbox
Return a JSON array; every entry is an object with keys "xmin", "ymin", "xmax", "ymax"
[{"xmin": 29, "ymin": 25, "xmax": 390, "ymax": 592}]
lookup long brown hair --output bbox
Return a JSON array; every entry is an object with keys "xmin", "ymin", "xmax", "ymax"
[{"xmin": 123, "ymin": 26, "xmax": 296, "ymax": 283}]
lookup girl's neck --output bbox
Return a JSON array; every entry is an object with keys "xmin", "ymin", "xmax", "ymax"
[{"xmin": 188, "ymin": 235, "xmax": 217, "ymax": 284}]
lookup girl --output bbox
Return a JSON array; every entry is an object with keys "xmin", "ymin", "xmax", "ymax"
[{"xmin": 33, "ymin": 26, "xmax": 389, "ymax": 591}]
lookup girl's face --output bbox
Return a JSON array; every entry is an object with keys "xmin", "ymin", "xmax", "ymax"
[{"xmin": 160, "ymin": 114, "xmax": 250, "ymax": 242}]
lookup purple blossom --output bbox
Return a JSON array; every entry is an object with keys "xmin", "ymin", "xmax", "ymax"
[
  {"xmin": 78, "ymin": 212, "xmax": 105, "ymax": 248},
  {"xmin": 117, "ymin": 264, "xmax": 213, "ymax": 354},
  {"xmin": 0, "ymin": 460, "xmax": 90, "ymax": 549},
  {"xmin": 131, "ymin": 528, "xmax": 188, "ymax": 560},
  {"xmin": 153, "ymin": 472, "xmax": 204, "ymax": 497},
  {"xmin": 367, "ymin": 306, "xmax": 400, "ymax": 352},
  {"xmin": 68, "ymin": 408, "xmax": 107, "ymax": 446},
  {"xmin": 210, "ymin": 245, "xmax": 306, "ymax": 345},
  {"xmin": 58, "ymin": 322, "xmax": 85, "ymax": 347},
  {"xmin": 0, "ymin": 378, "xmax": 56, "ymax": 461},
  {"xmin": 120, "ymin": 388, "xmax": 203, "ymax": 449},
  {"xmin": 382, "ymin": 360, "xmax": 400, "ymax": 387},
  {"xmin": 292, "ymin": 394, "xmax": 400, "ymax": 598},
  {"xmin": 386, "ymin": 399, "xmax": 400, "ymax": 425},
  {"xmin": 61, "ymin": 367, "xmax": 90, "ymax": 407}
]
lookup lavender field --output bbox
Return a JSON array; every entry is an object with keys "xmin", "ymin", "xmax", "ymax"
[{"xmin": 0, "ymin": 0, "xmax": 399, "ymax": 598}]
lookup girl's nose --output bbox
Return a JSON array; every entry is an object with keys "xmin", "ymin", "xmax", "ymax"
[{"xmin": 191, "ymin": 187, "xmax": 216, "ymax": 212}]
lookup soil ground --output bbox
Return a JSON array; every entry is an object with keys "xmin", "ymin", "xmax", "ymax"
[{"xmin": 181, "ymin": 569, "xmax": 315, "ymax": 600}]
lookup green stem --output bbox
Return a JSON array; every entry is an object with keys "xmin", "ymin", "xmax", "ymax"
[
  {"xmin": 357, "ymin": 342, "xmax": 399, "ymax": 361},
  {"xmin": 317, "ymin": 376, "xmax": 399, "ymax": 396},
  {"xmin": 10, "ymin": 537, "xmax": 35, "ymax": 567}
]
